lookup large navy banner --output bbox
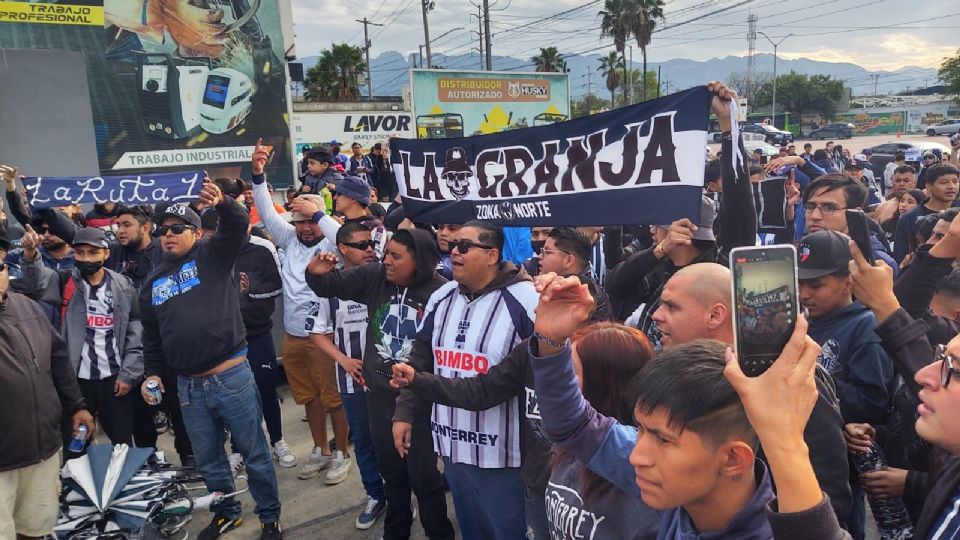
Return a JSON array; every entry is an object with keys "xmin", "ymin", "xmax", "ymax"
[
  {"xmin": 22, "ymin": 170, "xmax": 204, "ymax": 209},
  {"xmin": 391, "ymin": 86, "xmax": 712, "ymax": 226}
]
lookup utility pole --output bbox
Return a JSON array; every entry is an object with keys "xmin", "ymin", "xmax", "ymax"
[
  {"xmin": 657, "ymin": 65, "xmax": 661, "ymax": 97},
  {"xmin": 421, "ymin": 0, "xmax": 433, "ymax": 68},
  {"xmin": 356, "ymin": 17, "xmax": 384, "ymax": 98},
  {"xmin": 482, "ymin": 0, "xmax": 492, "ymax": 70},
  {"xmin": 586, "ymin": 67, "xmax": 593, "ymax": 97},
  {"xmin": 872, "ymin": 74, "xmax": 880, "ymax": 96},
  {"xmin": 628, "ymin": 45, "xmax": 633, "ymax": 104},
  {"xmin": 470, "ymin": 2, "xmax": 484, "ymax": 69},
  {"xmin": 758, "ymin": 31, "xmax": 793, "ymax": 128},
  {"xmin": 746, "ymin": 14, "xmax": 757, "ymax": 95},
  {"xmin": 418, "ymin": 45, "xmax": 424, "ymax": 68}
]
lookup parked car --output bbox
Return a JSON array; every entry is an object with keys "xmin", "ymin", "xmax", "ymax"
[
  {"xmin": 866, "ymin": 141, "xmax": 951, "ymax": 172},
  {"xmin": 743, "ymin": 141, "xmax": 780, "ymax": 158},
  {"xmin": 808, "ymin": 123, "xmax": 855, "ymax": 140},
  {"xmin": 925, "ymin": 119, "xmax": 960, "ymax": 136},
  {"xmin": 740, "ymin": 123, "xmax": 794, "ymax": 145}
]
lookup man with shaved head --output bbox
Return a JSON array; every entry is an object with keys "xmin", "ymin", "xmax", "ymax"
[
  {"xmin": 651, "ymin": 262, "xmax": 853, "ymax": 527},
  {"xmin": 650, "ymin": 263, "xmax": 732, "ymax": 346}
]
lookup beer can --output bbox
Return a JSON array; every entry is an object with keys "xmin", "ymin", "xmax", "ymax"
[
  {"xmin": 146, "ymin": 379, "xmax": 163, "ymax": 405},
  {"xmin": 68, "ymin": 424, "xmax": 88, "ymax": 453}
]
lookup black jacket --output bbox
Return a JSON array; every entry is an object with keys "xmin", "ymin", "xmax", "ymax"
[
  {"xmin": 875, "ymin": 308, "xmax": 960, "ymax": 539},
  {"xmin": 140, "ymin": 199, "xmax": 250, "ymax": 377},
  {"xmin": 235, "ymin": 235, "xmax": 282, "ymax": 336},
  {"xmin": 893, "ymin": 244, "xmax": 959, "ymax": 346},
  {"xmin": 304, "ymin": 228, "xmax": 446, "ymax": 397},
  {"xmin": 0, "ymin": 291, "xmax": 85, "ymax": 471}
]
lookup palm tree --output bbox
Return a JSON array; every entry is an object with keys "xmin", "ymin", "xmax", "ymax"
[
  {"xmin": 599, "ymin": 52, "xmax": 623, "ymax": 106},
  {"xmin": 599, "ymin": 0, "xmax": 630, "ymax": 103},
  {"xmin": 304, "ymin": 43, "xmax": 365, "ymax": 101},
  {"xmin": 600, "ymin": 0, "xmax": 665, "ymax": 103},
  {"xmin": 531, "ymin": 47, "xmax": 567, "ymax": 73},
  {"xmin": 630, "ymin": 0, "xmax": 665, "ymax": 101}
]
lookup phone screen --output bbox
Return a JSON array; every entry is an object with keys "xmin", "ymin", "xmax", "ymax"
[{"xmin": 731, "ymin": 245, "xmax": 798, "ymax": 377}]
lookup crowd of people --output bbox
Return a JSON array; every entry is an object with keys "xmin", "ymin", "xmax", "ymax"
[{"xmin": 2, "ymin": 81, "xmax": 960, "ymax": 540}]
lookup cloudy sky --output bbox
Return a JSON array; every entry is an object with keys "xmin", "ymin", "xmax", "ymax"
[{"xmin": 291, "ymin": 0, "xmax": 958, "ymax": 73}]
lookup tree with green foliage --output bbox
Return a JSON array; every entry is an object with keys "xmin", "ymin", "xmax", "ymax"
[
  {"xmin": 939, "ymin": 49, "xmax": 960, "ymax": 98},
  {"xmin": 572, "ymin": 94, "xmax": 612, "ymax": 118},
  {"xmin": 622, "ymin": 69, "xmax": 659, "ymax": 104},
  {"xmin": 755, "ymin": 71, "xmax": 845, "ymax": 119},
  {"xmin": 531, "ymin": 47, "xmax": 567, "ymax": 73},
  {"xmin": 599, "ymin": 52, "xmax": 624, "ymax": 106},
  {"xmin": 304, "ymin": 43, "xmax": 365, "ymax": 102},
  {"xmin": 599, "ymin": 0, "xmax": 665, "ymax": 104}
]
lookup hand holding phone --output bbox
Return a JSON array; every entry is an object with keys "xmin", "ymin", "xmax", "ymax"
[
  {"xmin": 730, "ymin": 245, "xmax": 799, "ymax": 377},
  {"xmin": 845, "ymin": 209, "xmax": 875, "ymax": 265}
]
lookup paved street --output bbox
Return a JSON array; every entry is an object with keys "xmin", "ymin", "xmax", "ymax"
[{"xmin": 150, "ymin": 385, "xmax": 458, "ymax": 540}]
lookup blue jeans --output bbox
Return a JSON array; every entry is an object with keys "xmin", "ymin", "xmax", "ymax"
[
  {"xmin": 341, "ymin": 391, "xmax": 384, "ymax": 501},
  {"xmin": 442, "ymin": 458, "xmax": 525, "ymax": 540},
  {"xmin": 178, "ymin": 361, "xmax": 281, "ymax": 523}
]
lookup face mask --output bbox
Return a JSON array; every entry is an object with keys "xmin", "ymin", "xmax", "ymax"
[
  {"xmin": 75, "ymin": 260, "xmax": 104, "ymax": 278},
  {"xmin": 531, "ymin": 240, "xmax": 545, "ymax": 255}
]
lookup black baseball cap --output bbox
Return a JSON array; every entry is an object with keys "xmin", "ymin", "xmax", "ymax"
[
  {"xmin": 152, "ymin": 203, "xmax": 201, "ymax": 229},
  {"xmin": 72, "ymin": 227, "xmax": 110, "ymax": 249},
  {"xmin": 796, "ymin": 230, "xmax": 852, "ymax": 280}
]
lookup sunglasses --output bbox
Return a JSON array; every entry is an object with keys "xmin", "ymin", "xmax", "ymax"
[
  {"xmin": 451, "ymin": 239, "xmax": 494, "ymax": 254},
  {"xmin": 341, "ymin": 240, "xmax": 375, "ymax": 251},
  {"xmin": 153, "ymin": 224, "xmax": 196, "ymax": 237},
  {"xmin": 935, "ymin": 344, "xmax": 960, "ymax": 388}
]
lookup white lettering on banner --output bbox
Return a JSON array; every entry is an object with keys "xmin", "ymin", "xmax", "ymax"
[
  {"xmin": 545, "ymin": 482, "xmax": 607, "ymax": 540},
  {"xmin": 395, "ymin": 112, "xmax": 707, "ymax": 203},
  {"xmin": 431, "ymin": 422, "xmax": 500, "ymax": 447},
  {"xmin": 475, "ymin": 200, "xmax": 552, "ymax": 220},
  {"xmin": 111, "ymin": 146, "xmax": 256, "ymax": 170},
  {"xmin": 25, "ymin": 172, "xmax": 202, "ymax": 207}
]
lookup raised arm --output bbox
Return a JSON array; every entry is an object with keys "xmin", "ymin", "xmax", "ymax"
[{"xmin": 250, "ymin": 139, "xmax": 296, "ymax": 246}]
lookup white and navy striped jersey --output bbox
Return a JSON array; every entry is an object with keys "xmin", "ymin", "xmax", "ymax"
[
  {"xmin": 78, "ymin": 274, "xmax": 121, "ymax": 381},
  {"xmin": 330, "ymin": 297, "xmax": 368, "ymax": 394},
  {"xmin": 419, "ymin": 279, "xmax": 538, "ymax": 468},
  {"xmin": 589, "ymin": 233, "xmax": 606, "ymax": 287},
  {"xmin": 304, "ymin": 297, "xmax": 367, "ymax": 394}
]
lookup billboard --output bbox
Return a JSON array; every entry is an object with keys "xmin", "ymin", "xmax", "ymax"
[
  {"xmin": 835, "ymin": 111, "xmax": 906, "ymax": 135},
  {"xmin": 410, "ymin": 69, "xmax": 570, "ymax": 139},
  {"xmin": 0, "ymin": 0, "xmax": 293, "ymax": 183},
  {"xmin": 291, "ymin": 111, "xmax": 414, "ymax": 156}
]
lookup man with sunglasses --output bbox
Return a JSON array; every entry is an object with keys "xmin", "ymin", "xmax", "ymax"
[
  {"xmin": 249, "ymin": 141, "xmax": 350, "ymax": 485},
  {"xmin": 139, "ymin": 186, "xmax": 284, "ymax": 540},
  {"xmin": 392, "ymin": 221, "xmax": 538, "ymax": 540},
  {"xmin": 306, "ymin": 222, "xmax": 387, "ymax": 530},
  {"xmin": 305, "ymin": 227, "xmax": 455, "ymax": 540}
]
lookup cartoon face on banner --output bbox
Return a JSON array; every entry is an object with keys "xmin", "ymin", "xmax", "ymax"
[
  {"xmin": 441, "ymin": 147, "xmax": 473, "ymax": 200},
  {"xmin": 0, "ymin": 0, "xmax": 294, "ymax": 184}
]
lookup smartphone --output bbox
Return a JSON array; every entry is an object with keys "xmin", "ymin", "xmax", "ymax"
[
  {"xmin": 845, "ymin": 209, "xmax": 875, "ymax": 265},
  {"xmin": 730, "ymin": 245, "xmax": 799, "ymax": 377},
  {"xmin": 760, "ymin": 155, "xmax": 769, "ymax": 165}
]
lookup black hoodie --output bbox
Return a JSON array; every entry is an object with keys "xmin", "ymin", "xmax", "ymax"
[{"xmin": 304, "ymin": 228, "xmax": 447, "ymax": 396}]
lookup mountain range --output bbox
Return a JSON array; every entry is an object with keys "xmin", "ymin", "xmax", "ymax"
[{"xmin": 295, "ymin": 51, "xmax": 940, "ymax": 100}]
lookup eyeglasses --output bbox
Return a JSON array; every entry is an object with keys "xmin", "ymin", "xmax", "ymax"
[
  {"xmin": 803, "ymin": 202, "xmax": 846, "ymax": 216},
  {"xmin": 450, "ymin": 239, "xmax": 494, "ymax": 254},
  {"xmin": 935, "ymin": 344, "xmax": 960, "ymax": 388},
  {"xmin": 540, "ymin": 247, "xmax": 568, "ymax": 256},
  {"xmin": 341, "ymin": 240, "xmax": 375, "ymax": 251},
  {"xmin": 153, "ymin": 224, "xmax": 196, "ymax": 237}
]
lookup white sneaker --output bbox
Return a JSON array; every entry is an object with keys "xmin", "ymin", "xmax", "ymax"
[
  {"xmin": 272, "ymin": 440, "xmax": 297, "ymax": 468},
  {"xmin": 228, "ymin": 452, "xmax": 244, "ymax": 477},
  {"xmin": 298, "ymin": 448, "xmax": 332, "ymax": 480},
  {"xmin": 324, "ymin": 450, "xmax": 351, "ymax": 485}
]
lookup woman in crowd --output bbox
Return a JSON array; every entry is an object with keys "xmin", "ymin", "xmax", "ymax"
[{"xmin": 882, "ymin": 188, "xmax": 926, "ymax": 239}]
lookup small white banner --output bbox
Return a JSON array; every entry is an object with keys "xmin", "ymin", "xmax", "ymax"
[{"xmin": 111, "ymin": 146, "xmax": 256, "ymax": 170}]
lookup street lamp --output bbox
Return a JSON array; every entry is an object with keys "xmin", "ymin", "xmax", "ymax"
[{"xmin": 757, "ymin": 32, "xmax": 793, "ymax": 127}]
